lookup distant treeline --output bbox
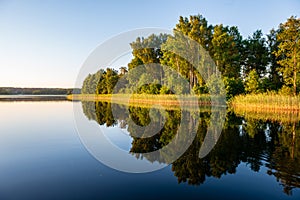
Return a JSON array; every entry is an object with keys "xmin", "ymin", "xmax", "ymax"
[{"xmin": 0, "ymin": 87, "xmax": 81, "ymax": 95}]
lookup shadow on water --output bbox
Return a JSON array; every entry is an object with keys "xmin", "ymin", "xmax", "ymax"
[{"xmin": 81, "ymin": 101, "xmax": 300, "ymax": 196}]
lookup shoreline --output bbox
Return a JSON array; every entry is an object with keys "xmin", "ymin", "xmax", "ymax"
[
  {"xmin": 67, "ymin": 94, "xmax": 226, "ymax": 106},
  {"xmin": 230, "ymin": 94, "xmax": 300, "ymax": 112},
  {"xmin": 68, "ymin": 93, "xmax": 300, "ymax": 113}
]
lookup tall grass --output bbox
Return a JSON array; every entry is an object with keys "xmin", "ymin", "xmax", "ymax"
[
  {"xmin": 230, "ymin": 93, "xmax": 300, "ymax": 112},
  {"xmin": 67, "ymin": 93, "xmax": 225, "ymax": 108}
]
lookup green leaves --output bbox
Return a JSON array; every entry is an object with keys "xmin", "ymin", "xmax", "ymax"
[
  {"xmin": 81, "ymin": 14, "xmax": 300, "ymax": 97},
  {"xmin": 245, "ymin": 70, "xmax": 261, "ymax": 94},
  {"xmin": 81, "ymin": 68, "xmax": 119, "ymax": 94},
  {"xmin": 275, "ymin": 16, "xmax": 300, "ymax": 95},
  {"xmin": 211, "ymin": 24, "xmax": 241, "ymax": 78}
]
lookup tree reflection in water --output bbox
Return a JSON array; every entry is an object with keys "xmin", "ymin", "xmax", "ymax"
[{"xmin": 82, "ymin": 101, "xmax": 300, "ymax": 195}]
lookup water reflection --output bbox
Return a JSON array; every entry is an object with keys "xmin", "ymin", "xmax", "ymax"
[{"xmin": 81, "ymin": 101, "xmax": 300, "ymax": 196}]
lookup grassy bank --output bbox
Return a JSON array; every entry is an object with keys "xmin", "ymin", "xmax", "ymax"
[
  {"xmin": 230, "ymin": 94, "xmax": 300, "ymax": 112},
  {"xmin": 67, "ymin": 94, "xmax": 226, "ymax": 107},
  {"xmin": 69, "ymin": 93, "xmax": 300, "ymax": 114},
  {"xmin": 68, "ymin": 94, "xmax": 209, "ymax": 104}
]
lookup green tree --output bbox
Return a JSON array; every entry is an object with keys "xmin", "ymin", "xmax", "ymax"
[
  {"xmin": 161, "ymin": 15, "xmax": 214, "ymax": 91},
  {"xmin": 245, "ymin": 69, "xmax": 260, "ymax": 94},
  {"xmin": 242, "ymin": 30, "xmax": 269, "ymax": 78},
  {"xmin": 96, "ymin": 68, "xmax": 119, "ymax": 94},
  {"xmin": 223, "ymin": 77, "xmax": 244, "ymax": 99},
  {"xmin": 161, "ymin": 33, "xmax": 194, "ymax": 90},
  {"xmin": 128, "ymin": 34, "xmax": 168, "ymax": 93},
  {"xmin": 211, "ymin": 24, "xmax": 241, "ymax": 78},
  {"xmin": 81, "ymin": 70, "xmax": 104, "ymax": 94},
  {"xmin": 275, "ymin": 16, "xmax": 300, "ymax": 96},
  {"xmin": 267, "ymin": 29, "xmax": 283, "ymax": 91}
]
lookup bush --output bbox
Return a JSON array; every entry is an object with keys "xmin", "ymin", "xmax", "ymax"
[
  {"xmin": 278, "ymin": 85, "xmax": 293, "ymax": 95},
  {"xmin": 223, "ymin": 77, "xmax": 245, "ymax": 99},
  {"xmin": 245, "ymin": 70, "xmax": 260, "ymax": 94},
  {"xmin": 160, "ymin": 85, "xmax": 172, "ymax": 94},
  {"xmin": 193, "ymin": 85, "xmax": 208, "ymax": 95},
  {"xmin": 137, "ymin": 84, "xmax": 161, "ymax": 94}
]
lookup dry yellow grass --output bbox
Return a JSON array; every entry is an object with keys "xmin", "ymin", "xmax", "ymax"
[
  {"xmin": 68, "ymin": 94, "xmax": 212, "ymax": 104},
  {"xmin": 230, "ymin": 94, "xmax": 300, "ymax": 112},
  {"xmin": 230, "ymin": 94, "xmax": 300, "ymax": 123},
  {"xmin": 67, "ymin": 94, "xmax": 224, "ymax": 111}
]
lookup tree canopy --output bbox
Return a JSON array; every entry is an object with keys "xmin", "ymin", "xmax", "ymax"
[
  {"xmin": 81, "ymin": 15, "xmax": 300, "ymax": 97},
  {"xmin": 275, "ymin": 16, "xmax": 300, "ymax": 96}
]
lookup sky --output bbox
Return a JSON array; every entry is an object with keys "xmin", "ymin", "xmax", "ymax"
[{"xmin": 0, "ymin": 0, "xmax": 299, "ymax": 88}]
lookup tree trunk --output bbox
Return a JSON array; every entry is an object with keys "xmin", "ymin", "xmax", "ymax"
[
  {"xmin": 190, "ymin": 69, "xmax": 193, "ymax": 91},
  {"xmin": 194, "ymin": 74, "xmax": 198, "ymax": 87},
  {"xmin": 293, "ymin": 49, "xmax": 297, "ymax": 96},
  {"xmin": 291, "ymin": 122, "xmax": 296, "ymax": 159},
  {"xmin": 293, "ymin": 70, "xmax": 296, "ymax": 96}
]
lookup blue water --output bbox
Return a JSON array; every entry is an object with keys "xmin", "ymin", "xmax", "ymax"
[{"xmin": 0, "ymin": 101, "xmax": 299, "ymax": 200}]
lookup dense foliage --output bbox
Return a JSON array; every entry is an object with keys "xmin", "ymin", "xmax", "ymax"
[{"xmin": 81, "ymin": 15, "xmax": 300, "ymax": 98}]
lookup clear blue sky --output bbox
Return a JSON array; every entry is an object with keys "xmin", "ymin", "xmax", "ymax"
[{"xmin": 0, "ymin": 0, "xmax": 299, "ymax": 88}]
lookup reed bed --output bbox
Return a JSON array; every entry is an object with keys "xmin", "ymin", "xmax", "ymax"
[
  {"xmin": 67, "ymin": 94, "xmax": 225, "ymax": 110},
  {"xmin": 230, "ymin": 94, "xmax": 300, "ymax": 112},
  {"xmin": 69, "ymin": 94, "xmax": 211, "ymax": 104}
]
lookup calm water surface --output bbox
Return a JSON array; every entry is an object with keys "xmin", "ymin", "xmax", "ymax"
[{"xmin": 0, "ymin": 100, "xmax": 299, "ymax": 199}]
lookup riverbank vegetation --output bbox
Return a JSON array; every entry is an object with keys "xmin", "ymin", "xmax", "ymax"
[
  {"xmin": 230, "ymin": 93, "xmax": 300, "ymax": 112},
  {"xmin": 78, "ymin": 14, "xmax": 300, "ymax": 111},
  {"xmin": 68, "ymin": 93, "xmax": 219, "ymax": 109}
]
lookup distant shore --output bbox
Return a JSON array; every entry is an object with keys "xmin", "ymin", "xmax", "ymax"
[
  {"xmin": 0, "ymin": 95, "xmax": 69, "ymax": 101},
  {"xmin": 0, "ymin": 87, "xmax": 80, "ymax": 95}
]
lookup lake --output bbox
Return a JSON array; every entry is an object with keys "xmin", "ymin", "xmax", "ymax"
[{"xmin": 0, "ymin": 99, "xmax": 299, "ymax": 199}]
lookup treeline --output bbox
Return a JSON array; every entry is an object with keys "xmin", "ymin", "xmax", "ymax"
[
  {"xmin": 82, "ymin": 14, "xmax": 300, "ymax": 98},
  {"xmin": 0, "ymin": 87, "xmax": 80, "ymax": 95}
]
